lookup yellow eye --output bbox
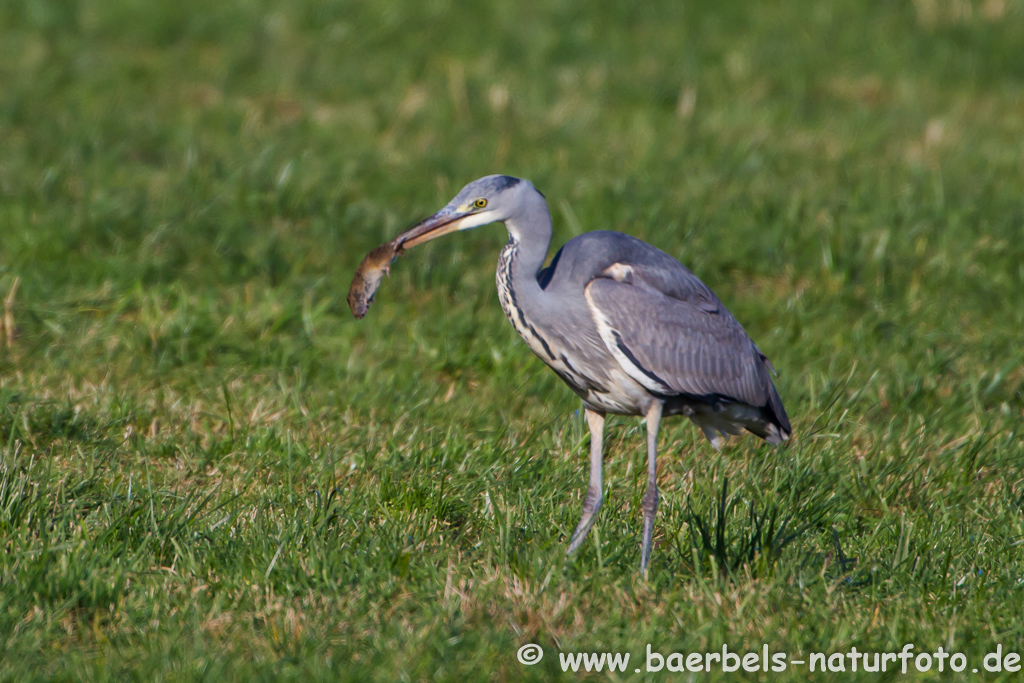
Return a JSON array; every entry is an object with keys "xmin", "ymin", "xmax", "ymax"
[{"xmin": 473, "ymin": 198, "xmax": 487, "ymax": 209}]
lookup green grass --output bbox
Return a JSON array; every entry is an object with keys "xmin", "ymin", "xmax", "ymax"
[{"xmin": 2, "ymin": 0, "xmax": 1024, "ymax": 679}]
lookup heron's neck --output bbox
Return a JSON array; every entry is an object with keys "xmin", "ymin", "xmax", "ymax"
[{"xmin": 503, "ymin": 198, "xmax": 553, "ymax": 297}]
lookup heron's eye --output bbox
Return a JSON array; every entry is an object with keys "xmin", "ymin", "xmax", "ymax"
[{"xmin": 473, "ymin": 198, "xmax": 487, "ymax": 209}]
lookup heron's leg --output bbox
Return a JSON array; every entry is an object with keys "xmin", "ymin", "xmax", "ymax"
[
  {"xmin": 640, "ymin": 400, "xmax": 663, "ymax": 576},
  {"xmin": 567, "ymin": 408, "xmax": 605, "ymax": 554}
]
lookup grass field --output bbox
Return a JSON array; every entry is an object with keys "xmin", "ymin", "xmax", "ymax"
[{"xmin": 2, "ymin": 0, "xmax": 1024, "ymax": 679}]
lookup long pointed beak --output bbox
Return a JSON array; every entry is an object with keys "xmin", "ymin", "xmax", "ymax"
[{"xmin": 392, "ymin": 209, "xmax": 471, "ymax": 250}]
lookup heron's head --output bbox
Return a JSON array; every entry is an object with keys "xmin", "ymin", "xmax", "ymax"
[{"xmin": 394, "ymin": 175, "xmax": 537, "ymax": 249}]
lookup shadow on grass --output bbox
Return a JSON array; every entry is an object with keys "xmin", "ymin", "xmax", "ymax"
[
  {"xmin": 674, "ymin": 478, "xmax": 836, "ymax": 580},
  {"xmin": 0, "ymin": 389, "xmax": 121, "ymax": 452}
]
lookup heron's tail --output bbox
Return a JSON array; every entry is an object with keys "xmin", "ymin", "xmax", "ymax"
[{"xmin": 764, "ymin": 380, "xmax": 791, "ymax": 442}]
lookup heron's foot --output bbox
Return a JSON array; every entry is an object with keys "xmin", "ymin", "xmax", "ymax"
[
  {"xmin": 566, "ymin": 486, "xmax": 603, "ymax": 554},
  {"xmin": 639, "ymin": 483, "xmax": 659, "ymax": 576}
]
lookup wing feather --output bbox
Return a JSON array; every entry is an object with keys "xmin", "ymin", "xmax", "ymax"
[{"xmin": 584, "ymin": 267, "xmax": 788, "ymax": 434}]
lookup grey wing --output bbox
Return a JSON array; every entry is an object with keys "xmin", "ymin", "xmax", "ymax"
[
  {"xmin": 609, "ymin": 260, "xmax": 780, "ymax": 374},
  {"xmin": 584, "ymin": 267, "xmax": 790, "ymax": 437}
]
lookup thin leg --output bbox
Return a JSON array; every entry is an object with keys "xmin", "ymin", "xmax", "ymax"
[
  {"xmin": 567, "ymin": 408, "xmax": 605, "ymax": 554},
  {"xmin": 640, "ymin": 400, "xmax": 663, "ymax": 576}
]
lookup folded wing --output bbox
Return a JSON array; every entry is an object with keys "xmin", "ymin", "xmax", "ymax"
[{"xmin": 583, "ymin": 263, "xmax": 790, "ymax": 439}]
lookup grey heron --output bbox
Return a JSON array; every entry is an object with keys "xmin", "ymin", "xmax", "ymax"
[{"xmin": 353, "ymin": 175, "xmax": 791, "ymax": 574}]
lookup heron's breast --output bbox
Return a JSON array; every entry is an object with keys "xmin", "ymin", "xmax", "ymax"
[{"xmin": 495, "ymin": 243, "xmax": 648, "ymax": 415}]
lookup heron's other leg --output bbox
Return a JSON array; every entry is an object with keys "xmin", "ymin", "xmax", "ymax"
[
  {"xmin": 567, "ymin": 408, "xmax": 605, "ymax": 554},
  {"xmin": 640, "ymin": 400, "xmax": 664, "ymax": 576}
]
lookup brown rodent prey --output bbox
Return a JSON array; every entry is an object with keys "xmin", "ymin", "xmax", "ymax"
[{"xmin": 347, "ymin": 242, "xmax": 401, "ymax": 319}]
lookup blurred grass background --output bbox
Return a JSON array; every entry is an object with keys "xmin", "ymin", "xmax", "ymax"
[{"xmin": 1, "ymin": 0, "xmax": 1023, "ymax": 680}]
